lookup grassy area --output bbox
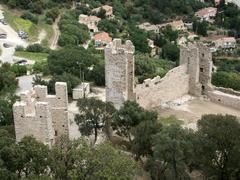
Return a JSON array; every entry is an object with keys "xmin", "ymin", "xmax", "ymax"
[
  {"xmin": 14, "ymin": 51, "xmax": 49, "ymax": 62},
  {"xmin": 4, "ymin": 10, "xmax": 38, "ymax": 42},
  {"xmin": 38, "ymin": 14, "xmax": 54, "ymax": 47},
  {"xmin": 159, "ymin": 115, "xmax": 184, "ymax": 126},
  {"xmin": 2, "ymin": 6, "xmax": 54, "ymax": 46}
]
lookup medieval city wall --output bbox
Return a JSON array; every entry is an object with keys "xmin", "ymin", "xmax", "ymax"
[
  {"xmin": 105, "ymin": 39, "xmax": 135, "ymax": 109},
  {"xmin": 13, "ymin": 100, "xmax": 54, "ymax": 146},
  {"xmin": 208, "ymin": 90, "xmax": 240, "ymax": 110},
  {"xmin": 13, "ymin": 82, "xmax": 69, "ymax": 146},
  {"xmin": 33, "ymin": 82, "xmax": 69, "ymax": 138},
  {"xmin": 135, "ymin": 64, "xmax": 190, "ymax": 108}
]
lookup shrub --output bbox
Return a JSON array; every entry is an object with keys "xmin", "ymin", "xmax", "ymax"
[
  {"xmin": 26, "ymin": 44, "xmax": 44, "ymax": 52},
  {"xmin": 21, "ymin": 11, "xmax": 38, "ymax": 24},
  {"xmin": 10, "ymin": 64, "xmax": 27, "ymax": 77}
]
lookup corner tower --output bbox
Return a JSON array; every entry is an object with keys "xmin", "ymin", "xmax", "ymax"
[{"xmin": 105, "ymin": 39, "xmax": 135, "ymax": 109}]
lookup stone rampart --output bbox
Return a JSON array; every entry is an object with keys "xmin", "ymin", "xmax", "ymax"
[
  {"xmin": 105, "ymin": 39, "xmax": 135, "ymax": 109},
  {"xmin": 135, "ymin": 64, "xmax": 190, "ymax": 108},
  {"xmin": 13, "ymin": 82, "xmax": 69, "ymax": 146},
  {"xmin": 208, "ymin": 90, "xmax": 240, "ymax": 110}
]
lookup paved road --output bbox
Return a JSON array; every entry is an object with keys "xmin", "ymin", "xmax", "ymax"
[{"xmin": 0, "ymin": 10, "xmax": 28, "ymax": 64}]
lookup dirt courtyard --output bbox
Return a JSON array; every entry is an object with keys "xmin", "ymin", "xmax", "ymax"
[{"xmin": 156, "ymin": 98, "xmax": 240, "ymax": 130}]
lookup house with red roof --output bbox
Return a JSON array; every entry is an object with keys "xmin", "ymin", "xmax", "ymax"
[
  {"xmin": 92, "ymin": 32, "xmax": 112, "ymax": 49},
  {"xmin": 195, "ymin": 7, "xmax": 217, "ymax": 22}
]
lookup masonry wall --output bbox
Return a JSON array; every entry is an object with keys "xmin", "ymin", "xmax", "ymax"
[
  {"xmin": 13, "ymin": 82, "xmax": 69, "ymax": 146},
  {"xmin": 208, "ymin": 90, "xmax": 240, "ymax": 110},
  {"xmin": 34, "ymin": 82, "xmax": 69, "ymax": 139},
  {"xmin": 13, "ymin": 100, "xmax": 54, "ymax": 146},
  {"xmin": 180, "ymin": 42, "xmax": 213, "ymax": 96},
  {"xmin": 105, "ymin": 39, "xmax": 135, "ymax": 109},
  {"xmin": 135, "ymin": 64, "xmax": 190, "ymax": 108}
]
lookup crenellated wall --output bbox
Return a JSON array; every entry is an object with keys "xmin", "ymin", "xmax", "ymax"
[
  {"xmin": 135, "ymin": 64, "xmax": 190, "ymax": 108},
  {"xmin": 105, "ymin": 39, "xmax": 135, "ymax": 109},
  {"xmin": 13, "ymin": 82, "xmax": 69, "ymax": 146}
]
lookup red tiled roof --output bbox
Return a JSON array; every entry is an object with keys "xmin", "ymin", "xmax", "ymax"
[{"xmin": 93, "ymin": 32, "xmax": 112, "ymax": 43}]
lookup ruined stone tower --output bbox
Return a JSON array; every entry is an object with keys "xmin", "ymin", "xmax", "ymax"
[
  {"xmin": 180, "ymin": 42, "xmax": 213, "ymax": 96},
  {"xmin": 105, "ymin": 39, "xmax": 135, "ymax": 109},
  {"xmin": 13, "ymin": 82, "xmax": 69, "ymax": 146}
]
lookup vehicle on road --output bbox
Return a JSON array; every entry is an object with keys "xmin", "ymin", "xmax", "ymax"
[
  {"xmin": 0, "ymin": 33, "xmax": 7, "ymax": 39},
  {"xmin": 15, "ymin": 59, "xmax": 28, "ymax": 65},
  {"xmin": 18, "ymin": 30, "xmax": 28, "ymax": 39},
  {"xmin": 3, "ymin": 43, "xmax": 13, "ymax": 48},
  {"xmin": 0, "ymin": 19, "xmax": 7, "ymax": 25}
]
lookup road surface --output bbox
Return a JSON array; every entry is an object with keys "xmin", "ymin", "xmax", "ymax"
[
  {"xmin": 49, "ymin": 15, "xmax": 61, "ymax": 50},
  {"xmin": 0, "ymin": 10, "xmax": 28, "ymax": 64}
]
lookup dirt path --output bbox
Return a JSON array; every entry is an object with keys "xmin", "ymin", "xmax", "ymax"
[
  {"xmin": 49, "ymin": 15, "xmax": 61, "ymax": 50},
  {"xmin": 157, "ymin": 98, "xmax": 240, "ymax": 130}
]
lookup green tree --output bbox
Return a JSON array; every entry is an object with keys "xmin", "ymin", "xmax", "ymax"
[
  {"xmin": 113, "ymin": 101, "xmax": 156, "ymax": 142},
  {"xmin": 50, "ymin": 136, "xmax": 90, "ymax": 180},
  {"xmin": 194, "ymin": 114, "xmax": 240, "ymax": 180},
  {"xmin": 47, "ymin": 47, "xmax": 97, "ymax": 78},
  {"xmin": 48, "ymin": 73, "xmax": 80, "ymax": 95},
  {"xmin": 162, "ymin": 25, "xmax": 179, "ymax": 42},
  {"xmin": 131, "ymin": 114, "xmax": 161, "ymax": 160},
  {"xmin": 0, "ymin": 136, "xmax": 50, "ymax": 178},
  {"xmin": 75, "ymin": 98, "xmax": 116, "ymax": 144},
  {"xmin": 0, "ymin": 95, "xmax": 19, "ymax": 126},
  {"xmin": 162, "ymin": 43, "xmax": 180, "ymax": 62},
  {"xmin": 86, "ymin": 142, "xmax": 139, "ymax": 179},
  {"xmin": 146, "ymin": 124, "xmax": 192, "ymax": 180},
  {"xmin": 129, "ymin": 25, "xmax": 150, "ymax": 53}
]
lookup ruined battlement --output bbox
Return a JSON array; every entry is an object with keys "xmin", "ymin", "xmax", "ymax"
[
  {"xmin": 105, "ymin": 39, "xmax": 135, "ymax": 109},
  {"xmin": 135, "ymin": 64, "xmax": 189, "ymax": 108},
  {"xmin": 105, "ymin": 39, "xmax": 135, "ymax": 55},
  {"xmin": 180, "ymin": 42, "xmax": 213, "ymax": 96},
  {"xmin": 13, "ymin": 82, "xmax": 69, "ymax": 146},
  {"xmin": 13, "ymin": 101, "xmax": 54, "ymax": 146},
  {"xmin": 34, "ymin": 82, "xmax": 68, "ymax": 108}
]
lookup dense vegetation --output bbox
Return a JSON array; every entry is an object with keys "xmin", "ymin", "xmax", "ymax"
[
  {"xmin": 0, "ymin": 133, "xmax": 138, "ymax": 179},
  {"xmin": 1, "ymin": 97, "xmax": 239, "ymax": 179},
  {"xmin": 212, "ymin": 59, "xmax": 240, "ymax": 90}
]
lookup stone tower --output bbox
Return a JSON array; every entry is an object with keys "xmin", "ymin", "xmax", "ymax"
[
  {"xmin": 13, "ymin": 82, "xmax": 69, "ymax": 146},
  {"xmin": 180, "ymin": 42, "xmax": 213, "ymax": 96},
  {"xmin": 105, "ymin": 39, "xmax": 135, "ymax": 109}
]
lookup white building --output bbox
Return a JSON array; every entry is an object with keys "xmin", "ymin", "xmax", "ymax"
[
  {"xmin": 72, "ymin": 83, "xmax": 90, "ymax": 100},
  {"xmin": 214, "ymin": 37, "xmax": 237, "ymax": 50}
]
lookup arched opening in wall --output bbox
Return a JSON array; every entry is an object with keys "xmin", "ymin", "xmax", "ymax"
[{"xmin": 55, "ymin": 130, "xmax": 58, "ymax": 136}]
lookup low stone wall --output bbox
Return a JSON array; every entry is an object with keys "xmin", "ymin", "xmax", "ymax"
[
  {"xmin": 214, "ymin": 87, "xmax": 240, "ymax": 97},
  {"xmin": 208, "ymin": 90, "xmax": 240, "ymax": 110},
  {"xmin": 135, "ymin": 64, "xmax": 190, "ymax": 108}
]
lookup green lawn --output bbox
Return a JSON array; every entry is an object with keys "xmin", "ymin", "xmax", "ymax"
[
  {"xmin": 159, "ymin": 116, "xmax": 184, "ymax": 126},
  {"xmin": 4, "ymin": 10, "xmax": 38, "ymax": 42},
  {"xmin": 14, "ymin": 51, "xmax": 49, "ymax": 62},
  {"xmin": 3, "ymin": 7, "xmax": 54, "ymax": 46}
]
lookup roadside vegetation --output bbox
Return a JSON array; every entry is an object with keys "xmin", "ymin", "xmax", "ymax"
[{"xmin": 212, "ymin": 59, "xmax": 240, "ymax": 90}]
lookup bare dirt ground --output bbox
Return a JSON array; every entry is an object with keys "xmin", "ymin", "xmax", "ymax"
[
  {"xmin": 157, "ymin": 97, "xmax": 240, "ymax": 130},
  {"xmin": 49, "ymin": 15, "xmax": 61, "ymax": 50}
]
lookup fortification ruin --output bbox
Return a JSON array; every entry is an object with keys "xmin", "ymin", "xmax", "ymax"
[
  {"xmin": 105, "ymin": 39, "xmax": 135, "ymax": 109},
  {"xmin": 13, "ymin": 82, "xmax": 69, "ymax": 147},
  {"xmin": 105, "ymin": 39, "xmax": 240, "ymax": 111}
]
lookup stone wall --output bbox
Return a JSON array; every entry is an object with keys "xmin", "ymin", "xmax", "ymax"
[
  {"xmin": 180, "ymin": 42, "xmax": 213, "ymax": 96},
  {"xmin": 135, "ymin": 64, "xmax": 190, "ymax": 108},
  {"xmin": 208, "ymin": 90, "xmax": 240, "ymax": 110},
  {"xmin": 105, "ymin": 39, "xmax": 135, "ymax": 109},
  {"xmin": 33, "ymin": 82, "xmax": 69, "ymax": 138},
  {"xmin": 13, "ymin": 82, "xmax": 69, "ymax": 146}
]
